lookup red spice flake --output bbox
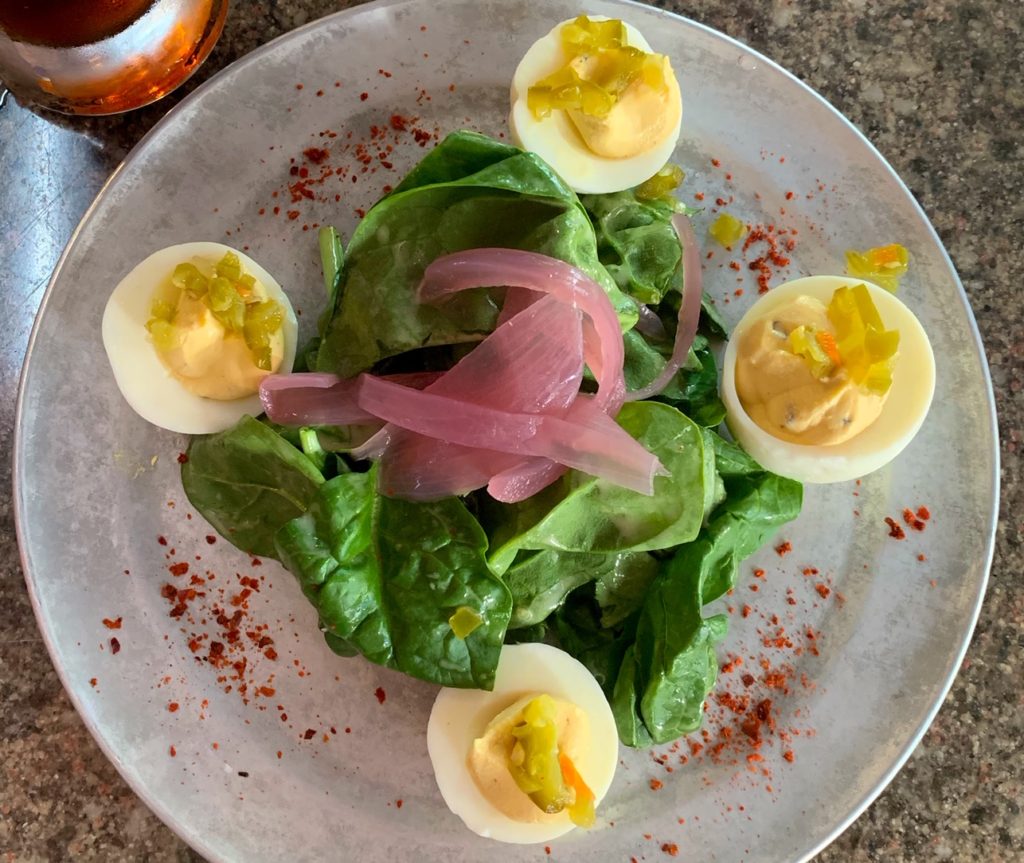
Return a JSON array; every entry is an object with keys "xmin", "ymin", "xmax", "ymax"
[
  {"xmin": 783, "ymin": 750, "xmax": 795, "ymax": 762},
  {"xmin": 715, "ymin": 197, "xmax": 727, "ymax": 207},
  {"xmin": 258, "ymin": 686, "xmax": 276, "ymax": 698},
  {"xmin": 277, "ymin": 750, "xmax": 283, "ymax": 759},
  {"xmin": 157, "ymin": 536, "xmax": 168, "ymax": 546},
  {"xmin": 286, "ymin": 210, "xmax": 300, "ymax": 220},
  {"xmin": 102, "ymin": 617, "xmax": 123, "ymax": 630},
  {"xmin": 741, "ymin": 605, "xmax": 752, "ymax": 618},
  {"xmin": 303, "ymin": 728, "xmax": 316, "ymax": 740},
  {"xmin": 753, "ymin": 568, "xmax": 765, "ymax": 579},
  {"xmin": 917, "ymin": 553, "xmax": 927, "ymax": 562},
  {"xmin": 917, "ymin": 506, "xmax": 931, "ymax": 521},
  {"xmin": 815, "ymin": 583, "xmax": 831, "ymax": 599},
  {"xmin": 168, "ymin": 702, "xmax": 179, "ymax": 713},
  {"xmin": 377, "ymin": 68, "xmax": 393, "ymax": 78},
  {"xmin": 743, "ymin": 225, "xmax": 794, "ymax": 293},
  {"xmin": 176, "ymin": 452, "xmax": 189, "ymax": 464},
  {"xmin": 801, "ymin": 567, "xmax": 819, "ymax": 576},
  {"xmin": 884, "ymin": 516, "xmax": 906, "ymax": 540},
  {"xmin": 749, "ymin": 584, "xmax": 760, "ymax": 592},
  {"xmin": 903, "ymin": 507, "xmax": 927, "ymax": 531},
  {"xmin": 661, "ymin": 843, "xmax": 679, "ymax": 856},
  {"xmin": 694, "ymin": 192, "xmax": 705, "ymax": 201},
  {"xmin": 169, "ymin": 562, "xmax": 189, "ymax": 577},
  {"xmin": 295, "ymin": 83, "xmax": 304, "ymax": 91},
  {"xmin": 109, "ymin": 637, "xmax": 121, "ymax": 654},
  {"xmin": 741, "ymin": 673, "xmax": 755, "ymax": 687},
  {"xmin": 545, "ymin": 847, "xmax": 551, "ymax": 856},
  {"xmin": 169, "ymin": 745, "xmax": 177, "ymax": 757},
  {"xmin": 303, "ymin": 147, "xmax": 330, "ymax": 164},
  {"xmin": 359, "ymin": 92, "xmax": 369, "ymax": 101},
  {"xmin": 395, "ymin": 799, "xmax": 403, "ymax": 809},
  {"xmin": 649, "ymin": 778, "xmax": 663, "ymax": 791},
  {"xmin": 729, "ymin": 261, "xmax": 741, "ymax": 271},
  {"xmin": 785, "ymin": 191, "xmax": 795, "ymax": 200},
  {"xmin": 89, "ymin": 677, "xmax": 98, "ymax": 688},
  {"xmin": 374, "ymin": 687, "xmax": 387, "ymax": 704},
  {"xmin": 711, "ymin": 158, "xmax": 721, "ymax": 168},
  {"xmin": 774, "ymin": 541, "xmax": 792, "ymax": 556}
]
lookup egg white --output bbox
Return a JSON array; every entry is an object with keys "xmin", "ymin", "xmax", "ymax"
[
  {"xmin": 426, "ymin": 642, "xmax": 618, "ymax": 844},
  {"xmin": 721, "ymin": 275, "xmax": 935, "ymax": 483},
  {"xmin": 101, "ymin": 242, "xmax": 298, "ymax": 435},
  {"xmin": 510, "ymin": 17, "xmax": 682, "ymax": 194}
]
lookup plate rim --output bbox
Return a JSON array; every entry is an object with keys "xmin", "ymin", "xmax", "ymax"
[{"xmin": 13, "ymin": 0, "xmax": 1000, "ymax": 860}]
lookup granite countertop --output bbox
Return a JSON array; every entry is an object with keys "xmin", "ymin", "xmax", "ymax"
[{"xmin": 1, "ymin": 1, "xmax": 1020, "ymax": 860}]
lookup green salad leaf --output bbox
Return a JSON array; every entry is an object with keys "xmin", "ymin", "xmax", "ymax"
[
  {"xmin": 487, "ymin": 402, "xmax": 714, "ymax": 572},
  {"xmin": 506, "ymin": 549, "xmax": 658, "ymax": 630},
  {"xmin": 274, "ymin": 466, "xmax": 512, "ymax": 689},
  {"xmin": 315, "ymin": 130, "xmax": 638, "ymax": 377},
  {"xmin": 614, "ymin": 558, "xmax": 729, "ymax": 745},
  {"xmin": 181, "ymin": 415, "xmax": 325, "ymax": 559}
]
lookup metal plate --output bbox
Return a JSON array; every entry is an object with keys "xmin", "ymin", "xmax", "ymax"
[{"xmin": 14, "ymin": 0, "xmax": 998, "ymax": 861}]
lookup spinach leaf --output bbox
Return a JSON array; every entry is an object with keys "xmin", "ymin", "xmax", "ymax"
[
  {"xmin": 593, "ymin": 553, "xmax": 660, "ymax": 628},
  {"xmin": 181, "ymin": 415, "xmax": 324, "ymax": 559},
  {"xmin": 614, "ymin": 553, "xmax": 730, "ymax": 744},
  {"xmin": 506, "ymin": 549, "xmax": 658, "ymax": 630},
  {"xmin": 553, "ymin": 586, "xmax": 637, "ymax": 697},
  {"xmin": 315, "ymin": 131, "xmax": 637, "ymax": 377},
  {"xmin": 488, "ymin": 402, "xmax": 713, "ymax": 571},
  {"xmin": 274, "ymin": 466, "xmax": 512, "ymax": 689},
  {"xmin": 581, "ymin": 190, "xmax": 682, "ymax": 305},
  {"xmin": 684, "ymin": 472, "xmax": 804, "ymax": 605}
]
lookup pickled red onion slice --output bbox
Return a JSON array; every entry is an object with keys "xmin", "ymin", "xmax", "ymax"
[
  {"xmin": 261, "ymin": 249, "xmax": 663, "ymax": 500},
  {"xmin": 625, "ymin": 212, "xmax": 703, "ymax": 401},
  {"xmin": 260, "ymin": 371, "xmax": 440, "ymax": 425},
  {"xmin": 364, "ymin": 293, "xmax": 584, "ymax": 496},
  {"xmin": 419, "ymin": 248, "xmax": 626, "ymax": 415}
]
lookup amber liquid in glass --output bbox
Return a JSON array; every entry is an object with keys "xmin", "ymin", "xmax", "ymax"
[{"xmin": 0, "ymin": 0, "xmax": 228, "ymax": 114}]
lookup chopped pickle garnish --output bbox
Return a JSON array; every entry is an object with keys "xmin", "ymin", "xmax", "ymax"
[
  {"xmin": 558, "ymin": 752, "xmax": 596, "ymax": 828},
  {"xmin": 845, "ymin": 243, "xmax": 909, "ymax": 292},
  {"xmin": 215, "ymin": 251, "xmax": 242, "ymax": 282},
  {"xmin": 448, "ymin": 606, "xmax": 483, "ymax": 639},
  {"xmin": 827, "ymin": 283, "xmax": 900, "ymax": 396},
  {"xmin": 508, "ymin": 695, "xmax": 574, "ymax": 815},
  {"xmin": 709, "ymin": 212, "xmax": 747, "ymax": 248},
  {"xmin": 527, "ymin": 15, "xmax": 668, "ymax": 120},
  {"xmin": 635, "ymin": 163, "xmax": 685, "ymax": 202},
  {"xmin": 786, "ymin": 325, "xmax": 834, "ymax": 379},
  {"xmin": 146, "ymin": 319, "xmax": 179, "ymax": 352},
  {"xmin": 560, "ymin": 14, "xmax": 626, "ymax": 53},
  {"xmin": 243, "ymin": 299, "xmax": 284, "ymax": 370},
  {"xmin": 148, "ymin": 252, "xmax": 282, "ymax": 370}
]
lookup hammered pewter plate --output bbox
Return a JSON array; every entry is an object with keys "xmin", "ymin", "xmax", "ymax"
[{"xmin": 14, "ymin": 1, "xmax": 998, "ymax": 860}]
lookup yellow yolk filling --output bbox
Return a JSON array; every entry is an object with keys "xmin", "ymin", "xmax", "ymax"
[
  {"xmin": 146, "ymin": 253, "xmax": 284, "ymax": 400},
  {"xmin": 468, "ymin": 694, "xmax": 594, "ymax": 827},
  {"xmin": 735, "ymin": 289, "xmax": 900, "ymax": 446},
  {"xmin": 527, "ymin": 16, "xmax": 681, "ymax": 159}
]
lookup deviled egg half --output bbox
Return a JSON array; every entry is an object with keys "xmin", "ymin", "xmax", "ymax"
[
  {"xmin": 510, "ymin": 15, "xmax": 682, "ymax": 194},
  {"xmin": 721, "ymin": 275, "xmax": 935, "ymax": 483},
  {"xmin": 427, "ymin": 642, "xmax": 618, "ymax": 844},
  {"xmin": 102, "ymin": 242, "xmax": 298, "ymax": 434}
]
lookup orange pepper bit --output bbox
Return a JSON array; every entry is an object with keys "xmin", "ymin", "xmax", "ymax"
[
  {"xmin": 558, "ymin": 752, "xmax": 596, "ymax": 828},
  {"xmin": 815, "ymin": 330, "xmax": 841, "ymax": 367}
]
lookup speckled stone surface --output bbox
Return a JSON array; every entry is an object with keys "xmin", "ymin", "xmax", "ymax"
[{"xmin": 0, "ymin": 1, "xmax": 1020, "ymax": 860}]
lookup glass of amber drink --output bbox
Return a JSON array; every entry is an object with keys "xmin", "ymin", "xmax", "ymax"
[{"xmin": 0, "ymin": 0, "xmax": 228, "ymax": 115}]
